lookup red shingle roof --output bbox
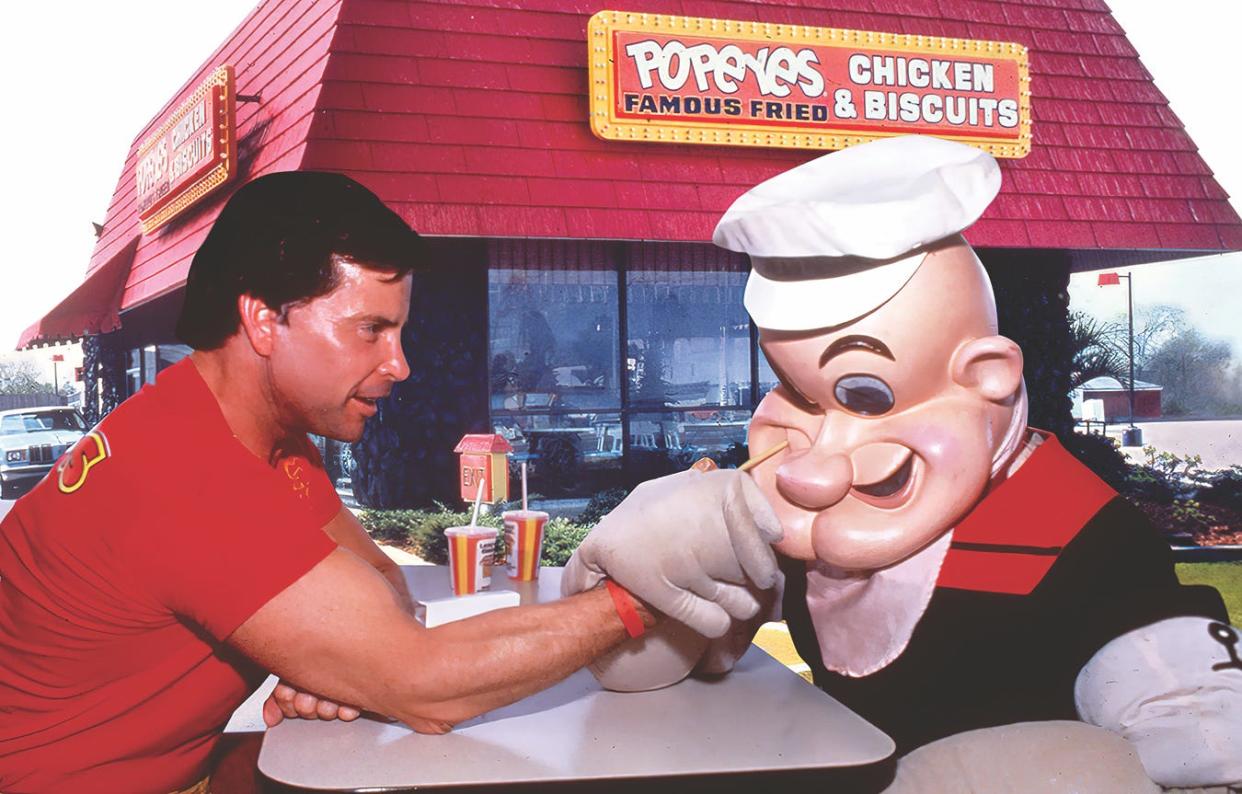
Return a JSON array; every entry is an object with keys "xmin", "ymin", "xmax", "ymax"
[
  {"xmin": 87, "ymin": 0, "xmax": 1242, "ymax": 313},
  {"xmin": 87, "ymin": 0, "xmax": 345, "ymax": 311}
]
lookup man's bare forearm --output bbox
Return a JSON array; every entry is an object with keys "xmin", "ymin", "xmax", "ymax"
[
  {"xmin": 387, "ymin": 585, "xmax": 654, "ymax": 729},
  {"xmin": 230, "ymin": 549, "xmax": 654, "ymax": 736}
]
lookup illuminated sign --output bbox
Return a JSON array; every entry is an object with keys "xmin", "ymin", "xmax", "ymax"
[
  {"xmin": 588, "ymin": 11, "xmax": 1030, "ymax": 157},
  {"xmin": 135, "ymin": 66, "xmax": 236, "ymax": 233}
]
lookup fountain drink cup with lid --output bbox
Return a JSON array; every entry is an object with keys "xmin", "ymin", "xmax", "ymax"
[{"xmin": 502, "ymin": 510, "xmax": 549, "ymax": 581}]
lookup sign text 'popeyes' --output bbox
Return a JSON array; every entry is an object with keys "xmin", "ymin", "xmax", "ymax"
[
  {"xmin": 135, "ymin": 66, "xmax": 237, "ymax": 233},
  {"xmin": 589, "ymin": 11, "xmax": 1030, "ymax": 157}
]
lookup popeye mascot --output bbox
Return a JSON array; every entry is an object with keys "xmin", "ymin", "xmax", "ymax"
[{"xmin": 565, "ymin": 135, "xmax": 1241, "ymax": 792}]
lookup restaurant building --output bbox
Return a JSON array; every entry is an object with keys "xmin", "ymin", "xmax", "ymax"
[{"xmin": 20, "ymin": 0, "xmax": 1242, "ymax": 507}]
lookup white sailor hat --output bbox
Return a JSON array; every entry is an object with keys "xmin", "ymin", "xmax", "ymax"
[{"xmin": 713, "ymin": 135, "xmax": 1001, "ymax": 331}]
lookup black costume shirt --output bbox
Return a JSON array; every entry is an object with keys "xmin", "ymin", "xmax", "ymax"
[{"xmin": 782, "ymin": 432, "xmax": 1229, "ymax": 755}]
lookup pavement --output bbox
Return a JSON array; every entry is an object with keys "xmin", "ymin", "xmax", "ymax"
[{"xmin": 1100, "ymin": 418, "xmax": 1242, "ymax": 471}]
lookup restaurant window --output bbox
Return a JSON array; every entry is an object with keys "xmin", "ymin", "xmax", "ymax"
[
  {"xmin": 757, "ymin": 346, "xmax": 781, "ymax": 400},
  {"xmin": 625, "ymin": 246, "xmax": 752, "ymax": 475},
  {"xmin": 157, "ymin": 344, "xmax": 192, "ymax": 372},
  {"xmin": 125, "ymin": 349, "xmax": 143, "ymax": 397},
  {"xmin": 125, "ymin": 344, "xmax": 194, "ymax": 398},
  {"xmin": 487, "ymin": 241, "xmax": 763, "ymax": 498},
  {"xmin": 488, "ymin": 241, "xmax": 623, "ymax": 495}
]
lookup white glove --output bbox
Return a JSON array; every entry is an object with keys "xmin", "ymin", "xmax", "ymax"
[
  {"xmin": 1075, "ymin": 616, "xmax": 1242, "ymax": 788},
  {"xmin": 562, "ymin": 467, "xmax": 783, "ymax": 638},
  {"xmin": 584, "ymin": 577, "xmax": 782, "ymax": 693},
  {"xmin": 696, "ymin": 577, "xmax": 783, "ymax": 676}
]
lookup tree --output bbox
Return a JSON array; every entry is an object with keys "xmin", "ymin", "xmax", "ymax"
[
  {"xmin": 1069, "ymin": 311, "xmax": 1124, "ymax": 389},
  {"xmin": 1143, "ymin": 327, "xmax": 1238, "ymax": 416},
  {"xmin": 1096, "ymin": 304, "xmax": 1187, "ymax": 376},
  {"xmin": 1073, "ymin": 302, "xmax": 1239, "ymax": 417},
  {"xmin": 0, "ymin": 360, "xmax": 54, "ymax": 395}
]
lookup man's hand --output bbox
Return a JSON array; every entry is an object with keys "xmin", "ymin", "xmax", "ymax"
[
  {"xmin": 562, "ymin": 468, "xmax": 783, "ymax": 638},
  {"xmin": 262, "ymin": 680, "xmax": 362, "ymax": 727}
]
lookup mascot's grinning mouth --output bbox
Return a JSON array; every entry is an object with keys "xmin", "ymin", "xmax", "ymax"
[{"xmin": 854, "ymin": 455, "xmax": 914, "ymax": 499}]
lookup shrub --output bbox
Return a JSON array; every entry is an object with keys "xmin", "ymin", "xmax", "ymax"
[
  {"xmin": 359, "ymin": 504, "xmax": 503, "ymax": 565},
  {"xmin": 1063, "ymin": 432, "xmax": 1130, "ymax": 492},
  {"xmin": 541, "ymin": 518, "xmax": 591, "ymax": 567},
  {"xmin": 1199, "ymin": 466, "xmax": 1242, "ymax": 512},
  {"xmin": 357, "ymin": 509, "xmax": 422, "ymax": 544},
  {"xmin": 359, "ymin": 504, "xmax": 591, "ymax": 568},
  {"xmin": 576, "ymin": 487, "xmax": 630, "ymax": 527}
]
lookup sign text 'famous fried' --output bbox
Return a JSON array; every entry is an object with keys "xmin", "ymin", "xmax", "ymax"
[{"xmin": 589, "ymin": 12, "xmax": 1030, "ymax": 157}]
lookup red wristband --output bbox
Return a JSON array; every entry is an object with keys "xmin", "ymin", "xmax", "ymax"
[{"xmin": 604, "ymin": 579, "xmax": 646, "ymax": 639}]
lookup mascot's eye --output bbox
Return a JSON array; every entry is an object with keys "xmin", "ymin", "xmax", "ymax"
[{"xmin": 834, "ymin": 374, "xmax": 894, "ymax": 416}]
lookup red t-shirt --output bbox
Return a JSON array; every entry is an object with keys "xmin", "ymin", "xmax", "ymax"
[{"xmin": 0, "ymin": 358, "xmax": 339, "ymax": 793}]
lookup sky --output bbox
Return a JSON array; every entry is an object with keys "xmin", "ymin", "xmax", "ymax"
[
  {"xmin": 1067, "ymin": 1, "xmax": 1242, "ymax": 357},
  {"xmin": 1, "ymin": 0, "xmax": 1240, "ymax": 379}
]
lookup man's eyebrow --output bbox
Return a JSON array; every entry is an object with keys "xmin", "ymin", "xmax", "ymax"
[
  {"xmin": 819, "ymin": 335, "xmax": 895, "ymax": 367},
  {"xmin": 351, "ymin": 313, "xmax": 402, "ymax": 328}
]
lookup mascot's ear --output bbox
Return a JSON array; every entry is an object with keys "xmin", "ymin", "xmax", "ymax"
[{"xmin": 951, "ymin": 335, "xmax": 1024, "ymax": 403}]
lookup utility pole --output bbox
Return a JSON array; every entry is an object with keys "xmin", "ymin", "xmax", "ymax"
[
  {"xmin": 51, "ymin": 354, "xmax": 63, "ymax": 398},
  {"xmin": 1097, "ymin": 271, "xmax": 1142, "ymax": 447}
]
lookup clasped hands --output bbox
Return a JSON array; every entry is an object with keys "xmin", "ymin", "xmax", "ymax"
[{"xmin": 267, "ymin": 467, "xmax": 782, "ymax": 725}]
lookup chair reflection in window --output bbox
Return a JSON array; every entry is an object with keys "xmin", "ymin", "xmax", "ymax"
[{"xmin": 585, "ymin": 422, "xmax": 622, "ymax": 462}]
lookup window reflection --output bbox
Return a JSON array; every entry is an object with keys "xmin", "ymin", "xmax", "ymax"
[
  {"xmin": 494, "ymin": 412, "xmax": 623, "ymax": 495},
  {"xmin": 758, "ymin": 345, "xmax": 780, "ymax": 400},
  {"xmin": 489, "ymin": 262, "xmax": 620, "ymax": 413},
  {"xmin": 486, "ymin": 242, "xmax": 763, "ymax": 497},
  {"xmin": 626, "ymin": 256, "xmax": 749, "ymax": 409},
  {"xmin": 628, "ymin": 409, "xmax": 753, "ymax": 474}
]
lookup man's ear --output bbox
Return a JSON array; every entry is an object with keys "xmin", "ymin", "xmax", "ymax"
[
  {"xmin": 237, "ymin": 294, "xmax": 282, "ymax": 357},
  {"xmin": 951, "ymin": 335, "xmax": 1024, "ymax": 402}
]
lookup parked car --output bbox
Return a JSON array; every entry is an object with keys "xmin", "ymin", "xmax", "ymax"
[{"xmin": 0, "ymin": 407, "xmax": 87, "ymax": 499}]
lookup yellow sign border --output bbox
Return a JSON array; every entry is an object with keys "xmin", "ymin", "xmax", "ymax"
[
  {"xmin": 138, "ymin": 65, "xmax": 237, "ymax": 234},
  {"xmin": 588, "ymin": 10, "xmax": 1031, "ymax": 158}
]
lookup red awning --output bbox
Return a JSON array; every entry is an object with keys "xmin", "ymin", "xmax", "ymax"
[{"xmin": 17, "ymin": 237, "xmax": 139, "ymax": 350}]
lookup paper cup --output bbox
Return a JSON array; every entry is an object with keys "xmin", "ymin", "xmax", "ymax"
[
  {"xmin": 445, "ymin": 525, "xmax": 499, "ymax": 596},
  {"xmin": 502, "ymin": 510, "xmax": 549, "ymax": 581}
]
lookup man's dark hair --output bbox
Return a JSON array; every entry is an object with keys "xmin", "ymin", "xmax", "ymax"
[{"xmin": 176, "ymin": 171, "xmax": 426, "ymax": 349}]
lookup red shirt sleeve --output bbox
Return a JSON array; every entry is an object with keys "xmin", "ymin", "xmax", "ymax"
[{"xmin": 133, "ymin": 445, "xmax": 339, "ymax": 642}]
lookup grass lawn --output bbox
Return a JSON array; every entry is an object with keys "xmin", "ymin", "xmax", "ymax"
[{"xmin": 1177, "ymin": 562, "xmax": 1242, "ymax": 624}]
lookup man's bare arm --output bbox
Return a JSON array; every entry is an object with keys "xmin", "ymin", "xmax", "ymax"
[
  {"xmin": 321, "ymin": 506, "xmax": 413, "ymax": 609},
  {"xmin": 229, "ymin": 548, "xmax": 651, "ymax": 734}
]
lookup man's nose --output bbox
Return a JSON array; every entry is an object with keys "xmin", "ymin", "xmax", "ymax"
[
  {"xmin": 775, "ymin": 449, "xmax": 853, "ymax": 511},
  {"xmin": 379, "ymin": 335, "xmax": 411, "ymax": 382}
]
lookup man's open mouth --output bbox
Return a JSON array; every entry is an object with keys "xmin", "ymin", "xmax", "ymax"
[{"xmin": 852, "ymin": 455, "xmax": 915, "ymax": 504}]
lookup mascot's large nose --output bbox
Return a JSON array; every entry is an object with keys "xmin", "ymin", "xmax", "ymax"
[{"xmin": 775, "ymin": 449, "xmax": 853, "ymax": 510}]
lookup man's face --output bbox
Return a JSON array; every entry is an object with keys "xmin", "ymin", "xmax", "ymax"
[
  {"xmin": 748, "ymin": 243, "xmax": 1016, "ymax": 570},
  {"xmin": 266, "ymin": 259, "xmax": 412, "ymax": 442}
]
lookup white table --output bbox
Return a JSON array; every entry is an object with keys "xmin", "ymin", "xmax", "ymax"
[{"xmin": 258, "ymin": 567, "xmax": 895, "ymax": 792}]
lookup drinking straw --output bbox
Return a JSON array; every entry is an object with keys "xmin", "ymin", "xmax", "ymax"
[
  {"xmin": 738, "ymin": 440, "xmax": 790, "ymax": 473},
  {"xmin": 470, "ymin": 482, "xmax": 485, "ymax": 527},
  {"xmin": 521, "ymin": 461, "xmax": 528, "ymax": 512}
]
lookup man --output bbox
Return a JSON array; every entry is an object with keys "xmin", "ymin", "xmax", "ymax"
[
  {"xmin": 565, "ymin": 136, "xmax": 1241, "ymax": 791},
  {"xmin": 0, "ymin": 172, "xmax": 780, "ymax": 793}
]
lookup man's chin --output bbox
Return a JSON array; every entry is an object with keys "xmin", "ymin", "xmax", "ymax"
[{"xmin": 308, "ymin": 419, "xmax": 366, "ymax": 444}]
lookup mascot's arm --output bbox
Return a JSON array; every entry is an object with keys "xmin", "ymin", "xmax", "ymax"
[{"xmin": 1075, "ymin": 616, "xmax": 1242, "ymax": 788}]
